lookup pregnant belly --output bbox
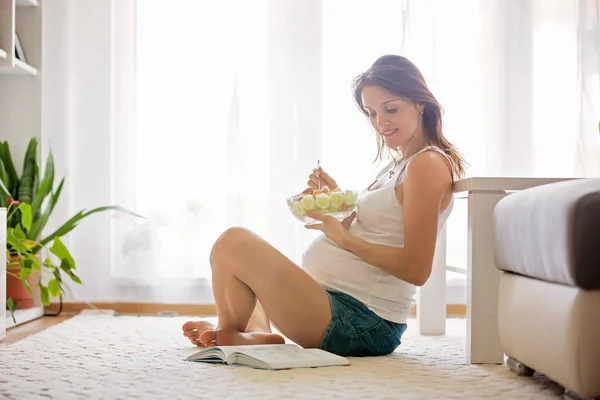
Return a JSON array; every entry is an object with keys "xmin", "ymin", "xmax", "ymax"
[{"xmin": 301, "ymin": 234, "xmax": 379, "ymax": 290}]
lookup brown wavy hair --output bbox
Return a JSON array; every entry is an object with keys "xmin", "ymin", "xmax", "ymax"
[{"xmin": 352, "ymin": 55, "xmax": 466, "ymax": 179}]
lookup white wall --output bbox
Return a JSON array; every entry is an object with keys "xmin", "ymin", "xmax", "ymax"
[
  {"xmin": 42, "ymin": 0, "xmax": 72, "ymax": 248},
  {"xmin": 42, "ymin": 0, "xmax": 114, "ymax": 301}
]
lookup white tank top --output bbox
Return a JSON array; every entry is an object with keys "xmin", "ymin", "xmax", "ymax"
[{"xmin": 301, "ymin": 146, "xmax": 454, "ymax": 323}]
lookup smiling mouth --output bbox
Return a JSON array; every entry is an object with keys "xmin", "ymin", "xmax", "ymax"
[{"xmin": 381, "ymin": 128, "xmax": 398, "ymax": 137}]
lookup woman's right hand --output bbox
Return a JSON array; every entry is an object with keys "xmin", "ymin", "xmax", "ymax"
[{"xmin": 306, "ymin": 167, "xmax": 338, "ymax": 192}]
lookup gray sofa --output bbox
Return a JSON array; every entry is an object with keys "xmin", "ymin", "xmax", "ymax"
[{"xmin": 493, "ymin": 179, "xmax": 600, "ymax": 400}]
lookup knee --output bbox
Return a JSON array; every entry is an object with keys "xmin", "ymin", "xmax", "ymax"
[{"xmin": 209, "ymin": 227, "xmax": 252, "ymax": 266}]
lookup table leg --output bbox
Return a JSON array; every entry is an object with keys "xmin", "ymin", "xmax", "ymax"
[
  {"xmin": 467, "ymin": 190, "xmax": 507, "ymax": 364},
  {"xmin": 416, "ymin": 225, "xmax": 447, "ymax": 335}
]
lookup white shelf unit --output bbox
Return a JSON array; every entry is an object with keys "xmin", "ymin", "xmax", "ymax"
[
  {"xmin": 0, "ymin": 56, "xmax": 37, "ymax": 74},
  {"xmin": 1, "ymin": 207, "xmax": 5, "ymax": 339},
  {"xmin": 5, "ymin": 306, "xmax": 44, "ymax": 329},
  {"xmin": 0, "ymin": 0, "xmax": 40, "ymax": 76},
  {"xmin": 0, "ymin": 0, "xmax": 43, "ymax": 337}
]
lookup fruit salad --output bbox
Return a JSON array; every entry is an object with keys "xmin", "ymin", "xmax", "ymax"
[{"xmin": 286, "ymin": 186, "xmax": 358, "ymax": 223}]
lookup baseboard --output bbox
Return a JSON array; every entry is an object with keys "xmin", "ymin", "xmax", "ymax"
[
  {"xmin": 411, "ymin": 304, "xmax": 466, "ymax": 316},
  {"xmin": 47, "ymin": 302, "xmax": 467, "ymax": 317}
]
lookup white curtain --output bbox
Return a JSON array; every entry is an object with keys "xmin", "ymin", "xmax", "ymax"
[
  {"xmin": 577, "ymin": 0, "xmax": 600, "ymax": 176},
  {"xmin": 59, "ymin": 0, "xmax": 599, "ymax": 304},
  {"xmin": 104, "ymin": 0, "xmax": 406, "ymax": 303},
  {"xmin": 398, "ymin": 0, "xmax": 600, "ymax": 280}
]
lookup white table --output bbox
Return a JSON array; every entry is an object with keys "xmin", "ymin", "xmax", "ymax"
[{"xmin": 415, "ymin": 177, "xmax": 573, "ymax": 364}]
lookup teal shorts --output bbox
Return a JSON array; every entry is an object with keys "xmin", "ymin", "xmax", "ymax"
[{"xmin": 320, "ymin": 289, "xmax": 407, "ymax": 357}]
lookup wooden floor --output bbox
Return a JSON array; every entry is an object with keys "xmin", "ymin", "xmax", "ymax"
[{"xmin": 1, "ymin": 315, "xmax": 73, "ymax": 346}]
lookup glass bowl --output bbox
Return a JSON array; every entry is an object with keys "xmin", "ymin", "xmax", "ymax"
[{"xmin": 286, "ymin": 188, "xmax": 358, "ymax": 224}]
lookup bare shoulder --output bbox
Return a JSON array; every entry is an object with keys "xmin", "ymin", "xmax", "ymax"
[{"xmin": 403, "ymin": 150, "xmax": 453, "ymax": 192}]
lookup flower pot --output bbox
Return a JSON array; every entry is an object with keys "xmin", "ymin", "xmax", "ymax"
[
  {"xmin": 6, "ymin": 270, "xmax": 34, "ymax": 309},
  {"xmin": 6, "ymin": 256, "xmax": 36, "ymax": 310}
]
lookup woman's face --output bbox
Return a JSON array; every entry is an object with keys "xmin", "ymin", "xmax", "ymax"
[{"xmin": 361, "ymin": 85, "xmax": 423, "ymax": 150}]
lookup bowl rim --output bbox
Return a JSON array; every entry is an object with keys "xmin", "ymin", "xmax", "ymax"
[{"xmin": 286, "ymin": 189, "xmax": 358, "ymax": 202}]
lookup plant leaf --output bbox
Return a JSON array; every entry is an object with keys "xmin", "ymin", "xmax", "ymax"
[
  {"xmin": 0, "ymin": 141, "xmax": 18, "ymax": 195},
  {"xmin": 19, "ymin": 267, "xmax": 33, "ymax": 296},
  {"xmin": 59, "ymin": 258, "xmax": 71, "ymax": 274},
  {"xmin": 38, "ymin": 282, "xmax": 50, "ymax": 306},
  {"xmin": 6, "ymin": 297, "xmax": 16, "ymax": 312},
  {"xmin": 0, "ymin": 159, "xmax": 11, "ymax": 206},
  {"xmin": 19, "ymin": 266, "xmax": 31, "ymax": 281},
  {"xmin": 59, "ymin": 259, "xmax": 82, "ymax": 284},
  {"xmin": 23, "ymin": 252, "xmax": 41, "ymax": 269},
  {"xmin": 28, "ymin": 178, "xmax": 64, "ymax": 241},
  {"xmin": 6, "ymin": 228, "xmax": 29, "ymax": 253},
  {"xmin": 49, "ymin": 237, "xmax": 76, "ymax": 270},
  {"xmin": 18, "ymin": 202, "xmax": 32, "ymax": 232},
  {"xmin": 18, "ymin": 138, "xmax": 37, "ymax": 204},
  {"xmin": 0, "ymin": 168, "xmax": 12, "ymax": 202},
  {"xmin": 70, "ymin": 273, "xmax": 82, "ymax": 285},
  {"xmin": 31, "ymin": 151, "xmax": 54, "ymax": 221},
  {"xmin": 6, "ymin": 298, "xmax": 17, "ymax": 323},
  {"xmin": 21, "ymin": 273, "xmax": 32, "ymax": 293},
  {"xmin": 37, "ymin": 205, "xmax": 144, "ymax": 249},
  {"xmin": 13, "ymin": 224, "xmax": 26, "ymax": 240},
  {"xmin": 47, "ymin": 279, "xmax": 60, "ymax": 297}
]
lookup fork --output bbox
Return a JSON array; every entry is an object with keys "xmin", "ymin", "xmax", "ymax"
[{"xmin": 316, "ymin": 160, "xmax": 321, "ymax": 190}]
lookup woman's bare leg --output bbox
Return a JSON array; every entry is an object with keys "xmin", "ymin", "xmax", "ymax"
[
  {"xmin": 195, "ymin": 227, "xmax": 332, "ymax": 349},
  {"xmin": 182, "ymin": 302, "xmax": 272, "ymax": 347},
  {"xmin": 245, "ymin": 301, "xmax": 272, "ymax": 332}
]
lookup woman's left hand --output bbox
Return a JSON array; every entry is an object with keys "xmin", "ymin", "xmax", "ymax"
[{"xmin": 304, "ymin": 211, "xmax": 357, "ymax": 248}]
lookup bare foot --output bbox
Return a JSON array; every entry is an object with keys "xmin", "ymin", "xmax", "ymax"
[
  {"xmin": 182, "ymin": 320, "xmax": 216, "ymax": 347},
  {"xmin": 199, "ymin": 328, "xmax": 285, "ymax": 347}
]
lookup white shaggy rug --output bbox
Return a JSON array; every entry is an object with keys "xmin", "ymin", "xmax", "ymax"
[{"xmin": 0, "ymin": 311, "xmax": 565, "ymax": 399}]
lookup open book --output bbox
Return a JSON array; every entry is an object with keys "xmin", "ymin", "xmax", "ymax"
[{"xmin": 185, "ymin": 344, "xmax": 350, "ymax": 370}]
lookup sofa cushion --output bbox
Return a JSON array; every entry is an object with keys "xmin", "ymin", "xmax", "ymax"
[{"xmin": 493, "ymin": 179, "xmax": 600, "ymax": 290}]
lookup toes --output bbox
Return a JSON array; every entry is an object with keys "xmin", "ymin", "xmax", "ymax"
[
  {"xmin": 199, "ymin": 329, "xmax": 218, "ymax": 345},
  {"xmin": 182, "ymin": 321, "xmax": 198, "ymax": 331},
  {"xmin": 185, "ymin": 332, "xmax": 204, "ymax": 346},
  {"xmin": 182, "ymin": 320, "xmax": 215, "ymax": 332},
  {"xmin": 183, "ymin": 330, "xmax": 198, "ymax": 339}
]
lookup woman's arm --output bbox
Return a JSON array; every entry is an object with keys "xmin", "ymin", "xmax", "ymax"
[{"xmin": 342, "ymin": 152, "xmax": 452, "ymax": 286}]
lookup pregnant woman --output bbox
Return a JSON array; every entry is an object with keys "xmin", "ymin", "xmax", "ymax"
[{"xmin": 182, "ymin": 54, "xmax": 466, "ymax": 357}]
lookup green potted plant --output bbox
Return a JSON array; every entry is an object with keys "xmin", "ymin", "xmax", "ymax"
[{"xmin": 1, "ymin": 138, "xmax": 141, "ymax": 322}]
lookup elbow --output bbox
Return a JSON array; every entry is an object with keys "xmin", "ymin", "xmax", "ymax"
[
  {"xmin": 412, "ymin": 274, "xmax": 430, "ymax": 287},
  {"xmin": 398, "ymin": 262, "xmax": 431, "ymax": 287}
]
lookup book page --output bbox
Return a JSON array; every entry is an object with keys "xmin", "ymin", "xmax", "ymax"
[
  {"xmin": 231, "ymin": 345, "xmax": 350, "ymax": 369},
  {"xmin": 187, "ymin": 344, "xmax": 350, "ymax": 369},
  {"xmin": 186, "ymin": 345, "xmax": 296, "ymax": 362},
  {"xmin": 186, "ymin": 347, "xmax": 226, "ymax": 362},
  {"xmin": 236, "ymin": 346, "xmax": 325, "ymax": 362},
  {"xmin": 221, "ymin": 344, "xmax": 298, "ymax": 360}
]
